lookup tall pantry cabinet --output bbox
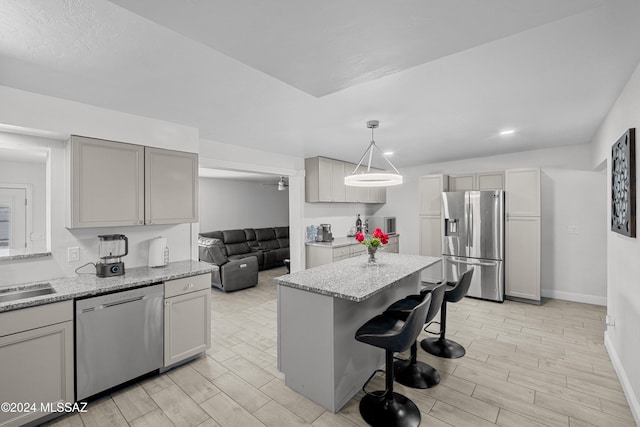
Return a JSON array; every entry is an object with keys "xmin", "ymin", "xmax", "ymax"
[
  {"xmin": 505, "ymin": 169, "xmax": 541, "ymax": 303},
  {"xmin": 418, "ymin": 174, "xmax": 448, "ymax": 281}
]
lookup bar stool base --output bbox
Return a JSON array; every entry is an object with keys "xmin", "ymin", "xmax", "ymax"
[
  {"xmin": 394, "ymin": 359, "xmax": 440, "ymax": 389},
  {"xmin": 359, "ymin": 392, "xmax": 421, "ymax": 427},
  {"xmin": 421, "ymin": 337, "xmax": 465, "ymax": 359}
]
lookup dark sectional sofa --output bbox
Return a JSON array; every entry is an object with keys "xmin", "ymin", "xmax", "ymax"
[{"xmin": 198, "ymin": 226, "xmax": 289, "ymax": 292}]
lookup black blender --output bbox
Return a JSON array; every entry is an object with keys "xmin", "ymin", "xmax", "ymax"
[{"xmin": 96, "ymin": 234, "xmax": 128, "ymax": 277}]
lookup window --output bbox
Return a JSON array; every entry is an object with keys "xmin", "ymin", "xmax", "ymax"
[
  {"xmin": 0, "ymin": 205, "xmax": 9, "ymax": 253},
  {"xmin": 0, "ymin": 186, "xmax": 29, "ymax": 255}
]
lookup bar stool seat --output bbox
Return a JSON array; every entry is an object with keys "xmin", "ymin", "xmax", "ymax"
[
  {"xmin": 384, "ymin": 281, "xmax": 446, "ymax": 389},
  {"xmin": 355, "ymin": 294, "xmax": 431, "ymax": 427},
  {"xmin": 421, "ymin": 268, "xmax": 474, "ymax": 359}
]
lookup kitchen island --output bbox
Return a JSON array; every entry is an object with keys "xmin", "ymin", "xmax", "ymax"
[{"xmin": 275, "ymin": 252, "xmax": 439, "ymax": 413}]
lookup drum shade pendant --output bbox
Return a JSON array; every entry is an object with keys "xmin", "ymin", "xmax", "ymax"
[{"xmin": 344, "ymin": 120, "xmax": 403, "ymax": 187}]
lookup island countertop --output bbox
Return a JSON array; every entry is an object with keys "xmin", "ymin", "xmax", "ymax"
[
  {"xmin": 275, "ymin": 252, "xmax": 440, "ymax": 302},
  {"xmin": 0, "ymin": 260, "xmax": 217, "ymax": 313}
]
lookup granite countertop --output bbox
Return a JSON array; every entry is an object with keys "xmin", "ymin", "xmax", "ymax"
[
  {"xmin": 275, "ymin": 252, "xmax": 439, "ymax": 302},
  {"xmin": 0, "ymin": 260, "xmax": 217, "ymax": 313},
  {"xmin": 306, "ymin": 234, "xmax": 399, "ymax": 248}
]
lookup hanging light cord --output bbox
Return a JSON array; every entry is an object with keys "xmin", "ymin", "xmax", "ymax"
[{"xmin": 350, "ymin": 124, "xmax": 401, "ymax": 175}]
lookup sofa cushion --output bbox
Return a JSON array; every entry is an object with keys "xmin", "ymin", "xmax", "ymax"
[
  {"xmin": 223, "ymin": 229, "xmax": 247, "ymax": 244},
  {"xmin": 277, "ymin": 238, "xmax": 289, "ymax": 249},
  {"xmin": 263, "ymin": 247, "xmax": 289, "ymax": 267},
  {"xmin": 228, "ymin": 253, "xmax": 258, "ymax": 262},
  {"xmin": 244, "ymin": 228, "xmax": 256, "ymax": 242},
  {"xmin": 255, "ymin": 228, "xmax": 276, "ymax": 241},
  {"xmin": 226, "ymin": 242, "xmax": 251, "ymax": 256},
  {"xmin": 198, "ymin": 237, "xmax": 229, "ymax": 265},
  {"xmin": 274, "ymin": 227, "xmax": 289, "ymax": 239},
  {"xmin": 259, "ymin": 240, "xmax": 280, "ymax": 250},
  {"xmin": 200, "ymin": 230, "xmax": 224, "ymax": 241},
  {"xmin": 199, "ymin": 245, "xmax": 229, "ymax": 265}
]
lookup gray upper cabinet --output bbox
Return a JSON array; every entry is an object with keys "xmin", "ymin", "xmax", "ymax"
[
  {"xmin": 67, "ymin": 135, "xmax": 145, "ymax": 228},
  {"xmin": 448, "ymin": 172, "xmax": 504, "ymax": 191},
  {"xmin": 306, "ymin": 156, "xmax": 386, "ymax": 204},
  {"xmin": 330, "ymin": 159, "xmax": 346, "ymax": 202},
  {"xmin": 305, "ymin": 157, "xmax": 332, "ymax": 202},
  {"xmin": 145, "ymin": 147, "xmax": 198, "ymax": 225},
  {"xmin": 476, "ymin": 171, "xmax": 505, "ymax": 190},
  {"xmin": 344, "ymin": 162, "xmax": 358, "ymax": 202},
  {"xmin": 67, "ymin": 135, "xmax": 198, "ymax": 228},
  {"xmin": 505, "ymin": 168, "xmax": 540, "ymax": 217},
  {"xmin": 448, "ymin": 174, "xmax": 475, "ymax": 191},
  {"xmin": 419, "ymin": 174, "xmax": 448, "ymax": 216}
]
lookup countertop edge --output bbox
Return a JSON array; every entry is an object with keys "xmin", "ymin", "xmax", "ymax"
[
  {"xmin": 0, "ymin": 260, "xmax": 217, "ymax": 313},
  {"xmin": 275, "ymin": 253, "xmax": 439, "ymax": 302}
]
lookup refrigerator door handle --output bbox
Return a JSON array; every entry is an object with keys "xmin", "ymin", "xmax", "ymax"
[
  {"xmin": 469, "ymin": 202, "xmax": 474, "ymax": 248},
  {"xmin": 465, "ymin": 196, "xmax": 470, "ymax": 252},
  {"xmin": 448, "ymin": 257, "xmax": 497, "ymax": 267}
]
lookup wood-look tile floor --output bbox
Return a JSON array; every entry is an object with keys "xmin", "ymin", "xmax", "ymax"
[{"xmin": 47, "ymin": 267, "xmax": 635, "ymax": 427}]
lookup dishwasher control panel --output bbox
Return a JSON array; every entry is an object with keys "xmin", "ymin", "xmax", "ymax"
[{"xmin": 76, "ymin": 284, "xmax": 162, "ymax": 314}]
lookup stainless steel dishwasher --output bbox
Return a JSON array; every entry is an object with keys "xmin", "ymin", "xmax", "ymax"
[{"xmin": 75, "ymin": 284, "xmax": 164, "ymax": 401}]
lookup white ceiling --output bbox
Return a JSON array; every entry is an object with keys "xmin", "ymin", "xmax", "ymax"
[{"xmin": 1, "ymin": 0, "xmax": 640, "ymax": 168}]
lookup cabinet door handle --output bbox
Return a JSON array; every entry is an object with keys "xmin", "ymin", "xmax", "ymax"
[{"xmin": 165, "ymin": 300, "xmax": 171, "ymax": 306}]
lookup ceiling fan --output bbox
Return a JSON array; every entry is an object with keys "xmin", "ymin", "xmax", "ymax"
[
  {"xmin": 263, "ymin": 176, "xmax": 289, "ymax": 191},
  {"xmin": 276, "ymin": 176, "xmax": 289, "ymax": 191}
]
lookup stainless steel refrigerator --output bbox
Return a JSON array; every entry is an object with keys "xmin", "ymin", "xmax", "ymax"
[{"xmin": 442, "ymin": 190, "xmax": 505, "ymax": 302}]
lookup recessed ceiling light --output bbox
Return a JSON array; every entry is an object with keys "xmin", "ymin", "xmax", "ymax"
[
  {"xmin": 499, "ymin": 129, "xmax": 515, "ymax": 136},
  {"xmin": 383, "ymin": 151, "xmax": 394, "ymax": 156}
]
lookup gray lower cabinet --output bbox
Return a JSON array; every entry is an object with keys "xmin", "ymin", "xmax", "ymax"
[
  {"xmin": 0, "ymin": 301, "xmax": 74, "ymax": 427},
  {"xmin": 163, "ymin": 274, "xmax": 211, "ymax": 367}
]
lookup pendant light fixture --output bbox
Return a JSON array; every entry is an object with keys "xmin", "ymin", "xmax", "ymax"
[{"xmin": 344, "ymin": 120, "xmax": 403, "ymax": 187}]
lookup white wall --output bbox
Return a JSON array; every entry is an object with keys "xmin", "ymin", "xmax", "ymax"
[
  {"xmin": 373, "ymin": 144, "xmax": 607, "ymax": 304},
  {"xmin": 199, "ymin": 177, "xmax": 289, "ymax": 231},
  {"xmin": 590, "ymin": 61, "xmax": 640, "ymax": 424},
  {"xmin": 0, "ymin": 87, "xmax": 199, "ymax": 287}
]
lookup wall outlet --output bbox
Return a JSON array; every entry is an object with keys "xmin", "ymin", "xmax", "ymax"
[
  {"xmin": 67, "ymin": 247, "xmax": 80, "ymax": 263},
  {"xmin": 567, "ymin": 225, "xmax": 579, "ymax": 234},
  {"xmin": 606, "ymin": 315, "xmax": 615, "ymax": 327}
]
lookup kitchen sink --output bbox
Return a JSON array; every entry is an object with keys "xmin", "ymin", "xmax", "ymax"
[{"xmin": 0, "ymin": 283, "xmax": 56, "ymax": 303}]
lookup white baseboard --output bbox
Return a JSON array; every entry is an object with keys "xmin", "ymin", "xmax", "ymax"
[
  {"xmin": 604, "ymin": 331, "xmax": 640, "ymax": 426},
  {"xmin": 541, "ymin": 289, "xmax": 607, "ymax": 306}
]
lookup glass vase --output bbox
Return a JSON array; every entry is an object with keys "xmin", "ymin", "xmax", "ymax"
[{"xmin": 367, "ymin": 246, "xmax": 378, "ymax": 264}]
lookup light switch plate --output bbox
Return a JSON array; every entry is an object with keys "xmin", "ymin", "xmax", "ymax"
[{"xmin": 68, "ymin": 247, "xmax": 80, "ymax": 262}]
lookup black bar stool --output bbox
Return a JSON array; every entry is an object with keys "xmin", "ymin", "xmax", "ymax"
[
  {"xmin": 421, "ymin": 268, "xmax": 474, "ymax": 359},
  {"xmin": 384, "ymin": 281, "xmax": 446, "ymax": 388},
  {"xmin": 354, "ymin": 294, "xmax": 431, "ymax": 427}
]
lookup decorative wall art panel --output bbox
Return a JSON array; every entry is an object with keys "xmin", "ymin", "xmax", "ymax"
[{"xmin": 611, "ymin": 128, "xmax": 636, "ymax": 237}]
